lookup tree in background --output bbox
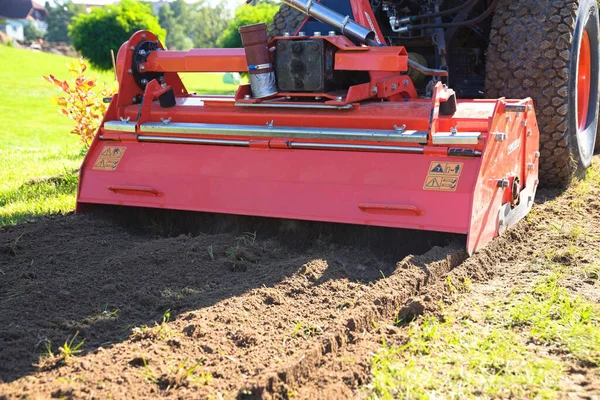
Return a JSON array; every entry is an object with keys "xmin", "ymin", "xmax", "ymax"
[
  {"xmin": 217, "ymin": 1, "xmax": 279, "ymax": 48},
  {"xmin": 69, "ymin": 0, "xmax": 165, "ymax": 70},
  {"xmin": 44, "ymin": 1, "xmax": 86, "ymax": 43},
  {"xmin": 158, "ymin": 0, "xmax": 229, "ymax": 50},
  {"xmin": 24, "ymin": 22, "xmax": 45, "ymax": 41}
]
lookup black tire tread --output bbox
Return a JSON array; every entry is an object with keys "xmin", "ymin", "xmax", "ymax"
[
  {"xmin": 486, "ymin": 0, "xmax": 580, "ymax": 186},
  {"xmin": 268, "ymin": 5, "xmax": 306, "ymax": 38}
]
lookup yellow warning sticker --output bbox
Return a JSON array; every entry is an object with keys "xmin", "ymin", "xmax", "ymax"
[
  {"xmin": 92, "ymin": 146, "xmax": 126, "ymax": 171},
  {"xmin": 423, "ymin": 161, "xmax": 463, "ymax": 192}
]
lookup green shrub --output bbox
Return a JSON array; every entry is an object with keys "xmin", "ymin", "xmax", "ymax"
[
  {"xmin": 217, "ymin": 2, "xmax": 279, "ymax": 48},
  {"xmin": 69, "ymin": 0, "xmax": 165, "ymax": 70}
]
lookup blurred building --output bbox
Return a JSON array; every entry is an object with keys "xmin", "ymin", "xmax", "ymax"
[{"xmin": 0, "ymin": 0, "xmax": 48, "ymax": 41}]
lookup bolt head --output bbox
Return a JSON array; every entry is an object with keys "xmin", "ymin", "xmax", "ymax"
[
  {"xmin": 130, "ymin": 46, "xmax": 135, "ymax": 51},
  {"xmin": 140, "ymin": 78, "xmax": 148, "ymax": 85},
  {"xmin": 403, "ymin": 79, "xmax": 409, "ymax": 86},
  {"xmin": 298, "ymin": 31, "xmax": 306, "ymax": 36},
  {"xmin": 527, "ymin": 130, "xmax": 532, "ymax": 137},
  {"xmin": 313, "ymin": 31, "xmax": 321, "ymax": 36},
  {"xmin": 244, "ymin": 94, "xmax": 251, "ymax": 100},
  {"xmin": 140, "ymin": 65, "xmax": 145, "ymax": 71},
  {"xmin": 527, "ymin": 163, "xmax": 535, "ymax": 170},
  {"xmin": 283, "ymin": 32, "xmax": 290, "ymax": 37},
  {"xmin": 534, "ymin": 151, "xmax": 541, "ymax": 158},
  {"xmin": 328, "ymin": 31, "xmax": 336, "ymax": 36},
  {"xmin": 497, "ymin": 179, "xmax": 510, "ymax": 188},
  {"xmin": 127, "ymin": 69, "xmax": 132, "ymax": 74},
  {"xmin": 141, "ymin": 33, "xmax": 146, "ymax": 39},
  {"xmin": 391, "ymin": 83, "xmax": 397, "ymax": 90},
  {"xmin": 372, "ymin": 87, "xmax": 378, "ymax": 94},
  {"xmin": 336, "ymin": 96, "xmax": 343, "ymax": 102},
  {"xmin": 138, "ymin": 49, "xmax": 146, "ymax": 56}
]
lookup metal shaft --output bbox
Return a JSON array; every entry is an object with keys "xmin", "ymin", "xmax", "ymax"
[{"xmin": 282, "ymin": 0, "xmax": 375, "ymax": 45}]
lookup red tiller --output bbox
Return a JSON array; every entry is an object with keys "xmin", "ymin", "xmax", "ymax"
[{"xmin": 77, "ymin": 26, "xmax": 539, "ymax": 255}]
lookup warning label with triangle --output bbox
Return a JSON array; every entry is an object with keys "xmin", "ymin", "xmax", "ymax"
[
  {"xmin": 423, "ymin": 161, "xmax": 463, "ymax": 191},
  {"xmin": 93, "ymin": 146, "xmax": 127, "ymax": 171},
  {"xmin": 424, "ymin": 177, "xmax": 441, "ymax": 189},
  {"xmin": 430, "ymin": 164, "xmax": 444, "ymax": 174}
]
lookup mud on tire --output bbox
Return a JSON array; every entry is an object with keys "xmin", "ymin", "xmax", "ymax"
[
  {"xmin": 486, "ymin": 0, "xmax": 599, "ymax": 186},
  {"xmin": 268, "ymin": 4, "xmax": 306, "ymax": 38}
]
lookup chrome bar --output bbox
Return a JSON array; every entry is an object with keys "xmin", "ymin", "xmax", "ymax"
[
  {"xmin": 137, "ymin": 136, "xmax": 250, "ymax": 147},
  {"xmin": 234, "ymin": 102, "xmax": 354, "ymax": 110},
  {"xmin": 432, "ymin": 132, "xmax": 481, "ymax": 145},
  {"xmin": 104, "ymin": 121, "xmax": 136, "ymax": 133},
  {"xmin": 138, "ymin": 122, "xmax": 429, "ymax": 143},
  {"xmin": 289, "ymin": 142, "xmax": 423, "ymax": 153},
  {"xmin": 281, "ymin": 0, "xmax": 376, "ymax": 44}
]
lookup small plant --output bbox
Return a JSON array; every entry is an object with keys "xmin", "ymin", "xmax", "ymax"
[
  {"xmin": 140, "ymin": 357, "xmax": 158, "ymax": 384},
  {"xmin": 292, "ymin": 321, "xmax": 323, "ymax": 337},
  {"xmin": 44, "ymin": 59, "xmax": 114, "ymax": 147},
  {"xmin": 58, "ymin": 332, "xmax": 85, "ymax": 363},
  {"xmin": 131, "ymin": 310, "xmax": 174, "ymax": 341},
  {"xmin": 236, "ymin": 231, "xmax": 257, "ymax": 246},
  {"xmin": 159, "ymin": 359, "xmax": 210, "ymax": 389}
]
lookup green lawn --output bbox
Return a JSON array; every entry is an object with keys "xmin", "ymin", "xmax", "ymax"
[{"xmin": 0, "ymin": 45, "xmax": 238, "ymax": 227}]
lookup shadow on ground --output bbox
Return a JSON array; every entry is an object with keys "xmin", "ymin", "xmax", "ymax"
[{"xmin": 0, "ymin": 207, "xmax": 459, "ymax": 383}]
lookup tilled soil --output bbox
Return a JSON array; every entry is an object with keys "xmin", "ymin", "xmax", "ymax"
[
  {"xmin": 0, "ymin": 159, "xmax": 599, "ymax": 399},
  {"xmin": 0, "ymin": 209, "xmax": 461, "ymax": 399}
]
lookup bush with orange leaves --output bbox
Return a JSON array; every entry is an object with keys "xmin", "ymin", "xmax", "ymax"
[{"xmin": 44, "ymin": 59, "xmax": 114, "ymax": 147}]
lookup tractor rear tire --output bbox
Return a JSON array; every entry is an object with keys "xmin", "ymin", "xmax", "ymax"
[
  {"xmin": 486, "ymin": 0, "xmax": 600, "ymax": 186},
  {"xmin": 268, "ymin": 4, "xmax": 306, "ymax": 38}
]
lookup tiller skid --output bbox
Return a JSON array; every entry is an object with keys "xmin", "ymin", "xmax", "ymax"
[{"xmin": 78, "ymin": 11, "xmax": 539, "ymax": 254}]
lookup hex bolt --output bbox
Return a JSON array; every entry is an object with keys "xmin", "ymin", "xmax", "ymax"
[
  {"xmin": 140, "ymin": 78, "xmax": 148, "ymax": 85},
  {"xmin": 284, "ymin": 32, "xmax": 290, "ymax": 37},
  {"xmin": 404, "ymin": 79, "xmax": 409, "ymax": 86},
  {"xmin": 314, "ymin": 31, "xmax": 322, "ymax": 36},
  {"xmin": 534, "ymin": 151, "xmax": 541, "ymax": 158},
  {"xmin": 527, "ymin": 105, "xmax": 533, "ymax": 111},
  {"xmin": 372, "ymin": 87, "xmax": 378, "ymax": 94},
  {"xmin": 527, "ymin": 130, "xmax": 533, "ymax": 137},
  {"xmin": 140, "ymin": 65, "xmax": 146, "ymax": 71},
  {"xmin": 130, "ymin": 46, "xmax": 135, "ymax": 51},
  {"xmin": 127, "ymin": 69, "xmax": 132, "ymax": 74},
  {"xmin": 244, "ymin": 94, "xmax": 251, "ymax": 100},
  {"xmin": 285, "ymin": 96, "xmax": 292, "ymax": 100},
  {"xmin": 141, "ymin": 33, "xmax": 146, "ymax": 39},
  {"xmin": 298, "ymin": 31, "xmax": 306, "ymax": 36},
  {"xmin": 391, "ymin": 83, "xmax": 397, "ymax": 90},
  {"xmin": 336, "ymin": 96, "xmax": 343, "ymax": 101},
  {"xmin": 138, "ymin": 49, "xmax": 146, "ymax": 56},
  {"xmin": 315, "ymin": 96, "xmax": 322, "ymax": 100},
  {"xmin": 497, "ymin": 179, "xmax": 510, "ymax": 188},
  {"xmin": 521, "ymin": 119, "xmax": 527, "ymax": 127},
  {"xmin": 132, "ymin": 96, "xmax": 137, "ymax": 103},
  {"xmin": 328, "ymin": 31, "xmax": 336, "ymax": 36},
  {"xmin": 494, "ymin": 132, "xmax": 508, "ymax": 141},
  {"xmin": 527, "ymin": 163, "xmax": 535, "ymax": 170}
]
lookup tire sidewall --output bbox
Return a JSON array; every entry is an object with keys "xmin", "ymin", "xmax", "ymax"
[{"xmin": 569, "ymin": 0, "xmax": 600, "ymax": 168}]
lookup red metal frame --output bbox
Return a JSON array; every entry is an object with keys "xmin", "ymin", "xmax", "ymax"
[{"xmin": 78, "ymin": 25, "xmax": 540, "ymax": 254}]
